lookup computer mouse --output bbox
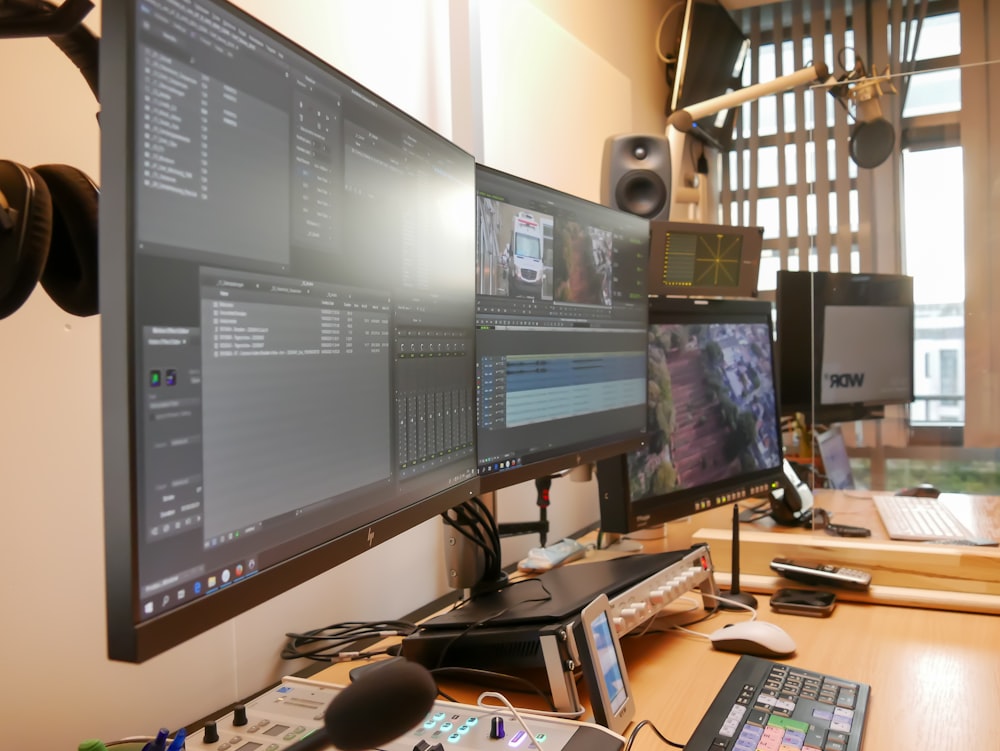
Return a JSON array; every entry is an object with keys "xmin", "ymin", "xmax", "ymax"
[
  {"xmin": 895, "ymin": 483, "xmax": 941, "ymax": 499},
  {"xmin": 708, "ymin": 620, "xmax": 797, "ymax": 659}
]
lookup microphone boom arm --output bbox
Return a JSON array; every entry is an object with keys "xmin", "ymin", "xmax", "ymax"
[
  {"xmin": 667, "ymin": 62, "xmax": 830, "ymax": 133},
  {"xmin": 664, "ymin": 62, "xmax": 831, "ymax": 221}
]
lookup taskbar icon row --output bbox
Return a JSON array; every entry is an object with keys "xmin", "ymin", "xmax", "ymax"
[{"xmin": 140, "ymin": 556, "xmax": 258, "ymax": 621}]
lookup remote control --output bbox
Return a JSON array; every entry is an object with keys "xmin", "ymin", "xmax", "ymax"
[{"xmin": 769, "ymin": 557, "xmax": 872, "ymax": 590}]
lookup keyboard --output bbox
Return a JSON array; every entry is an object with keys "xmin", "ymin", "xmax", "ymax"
[
  {"xmin": 684, "ymin": 655, "xmax": 869, "ymax": 751},
  {"xmin": 872, "ymin": 493, "xmax": 976, "ymax": 541}
]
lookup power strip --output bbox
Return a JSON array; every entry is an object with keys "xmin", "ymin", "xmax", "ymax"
[
  {"xmin": 180, "ymin": 676, "xmax": 625, "ymax": 751},
  {"xmin": 606, "ymin": 545, "xmax": 720, "ymax": 635}
]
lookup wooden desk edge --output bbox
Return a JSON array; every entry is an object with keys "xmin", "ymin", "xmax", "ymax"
[
  {"xmin": 693, "ymin": 526, "xmax": 1000, "ymax": 600},
  {"xmin": 712, "ymin": 571, "xmax": 1000, "ymax": 614}
]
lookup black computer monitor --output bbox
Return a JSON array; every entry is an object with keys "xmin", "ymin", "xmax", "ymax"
[
  {"xmin": 474, "ymin": 165, "xmax": 650, "ymax": 492},
  {"xmin": 669, "ymin": 0, "xmax": 751, "ymax": 150},
  {"xmin": 100, "ymin": 0, "xmax": 479, "ymax": 662},
  {"xmin": 775, "ymin": 270, "xmax": 915, "ymax": 423},
  {"xmin": 597, "ymin": 297, "xmax": 785, "ymax": 533}
]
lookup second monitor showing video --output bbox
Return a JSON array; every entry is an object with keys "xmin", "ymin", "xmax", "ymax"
[{"xmin": 474, "ymin": 165, "xmax": 651, "ymax": 491}]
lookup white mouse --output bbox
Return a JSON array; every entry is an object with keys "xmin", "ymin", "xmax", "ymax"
[{"xmin": 708, "ymin": 620, "xmax": 797, "ymax": 658}]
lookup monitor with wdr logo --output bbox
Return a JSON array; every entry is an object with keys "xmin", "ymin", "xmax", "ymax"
[{"xmin": 776, "ymin": 271, "xmax": 914, "ymax": 423}]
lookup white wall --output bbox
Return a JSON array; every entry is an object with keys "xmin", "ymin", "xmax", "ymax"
[{"xmin": 0, "ymin": 1, "xmax": 670, "ymax": 746}]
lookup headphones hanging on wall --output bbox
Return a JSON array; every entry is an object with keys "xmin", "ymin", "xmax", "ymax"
[{"xmin": 0, "ymin": 0, "xmax": 99, "ymax": 319}]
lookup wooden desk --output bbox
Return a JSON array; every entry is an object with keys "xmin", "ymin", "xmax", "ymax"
[
  {"xmin": 309, "ymin": 496, "xmax": 1000, "ymax": 750},
  {"xmin": 617, "ymin": 600, "xmax": 1000, "ymax": 751},
  {"xmin": 310, "ymin": 587, "xmax": 1000, "ymax": 751},
  {"xmin": 684, "ymin": 490, "xmax": 1000, "ymax": 613}
]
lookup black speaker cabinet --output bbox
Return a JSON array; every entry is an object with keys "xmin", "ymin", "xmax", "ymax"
[{"xmin": 601, "ymin": 134, "xmax": 671, "ymax": 221}]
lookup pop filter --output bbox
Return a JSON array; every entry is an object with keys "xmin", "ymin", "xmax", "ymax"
[{"xmin": 285, "ymin": 659, "xmax": 438, "ymax": 751}]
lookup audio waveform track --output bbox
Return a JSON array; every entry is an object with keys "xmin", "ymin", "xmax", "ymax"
[{"xmin": 504, "ymin": 352, "xmax": 645, "ymax": 428}]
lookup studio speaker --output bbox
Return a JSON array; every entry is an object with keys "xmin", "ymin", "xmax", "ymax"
[{"xmin": 600, "ymin": 134, "xmax": 671, "ymax": 221}]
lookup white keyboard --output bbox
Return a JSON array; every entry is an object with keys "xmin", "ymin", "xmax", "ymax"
[{"xmin": 872, "ymin": 494, "xmax": 976, "ymax": 541}]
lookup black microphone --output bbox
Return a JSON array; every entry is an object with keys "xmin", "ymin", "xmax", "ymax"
[
  {"xmin": 285, "ymin": 659, "xmax": 438, "ymax": 751},
  {"xmin": 826, "ymin": 61, "xmax": 896, "ymax": 169}
]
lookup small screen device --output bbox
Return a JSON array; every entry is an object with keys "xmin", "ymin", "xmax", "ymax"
[
  {"xmin": 575, "ymin": 594, "xmax": 635, "ymax": 734},
  {"xmin": 770, "ymin": 558, "xmax": 872, "ymax": 590},
  {"xmin": 815, "ymin": 424, "xmax": 858, "ymax": 490},
  {"xmin": 770, "ymin": 588, "xmax": 837, "ymax": 617}
]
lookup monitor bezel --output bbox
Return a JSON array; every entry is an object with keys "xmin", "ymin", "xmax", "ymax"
[
  {"xmin": 100, "ymin": 0, "xmax": 479, "ymax": 663},
  {"xmin": 597, "ymin": 296, "xmax": 785, "ymax": 534},
  {"xmin": 775, "ymin": 270, "xmax": 915, "ymax": 423}
]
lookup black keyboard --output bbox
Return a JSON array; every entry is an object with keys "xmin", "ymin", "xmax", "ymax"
[{"xmin": 684, "ymin": 655, "xmax": 870, "ymax": 751}]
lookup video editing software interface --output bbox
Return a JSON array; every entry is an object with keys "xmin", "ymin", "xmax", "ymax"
[
  {"xmin": 115, "ymin": 0, "xmax": 477, "ymax": 631},
  {"xmin": 474, "ymin": 166, "xmax": 650, "ymax": 489},
  {"xmin": 598, "ymin": 298, "xmax": 785, "ymax": 532}
]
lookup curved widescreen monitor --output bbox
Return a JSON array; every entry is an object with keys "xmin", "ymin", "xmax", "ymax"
[
  {"xmin": 776, "ymin": 270, "xmax": 915, "ymax": 423},
  {"xmin": 474, "ymin": 165, "xmax": 650, "ymax": 492},
  {"xmin": 100, "ymin": 0, "xmax": 478, "ymax": 662},
  {"xmin": 597, "ymin": 297, "xmax": 784, "ymax": 534}
]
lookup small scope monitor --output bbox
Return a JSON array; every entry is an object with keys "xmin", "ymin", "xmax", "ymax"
[
  {"xmin": 474, "ymin": 165, "xmax": 650, "ymax": 492},
  {"xmin": 776, "ymin": 270, "xmax": 915, "ymax": 423},
  {"xmin": 100, "ymin": 0, "xmax": 478, "ymax": 662},
  {"xmin": 648, "ymin": 220, "xmax": 763, "ymax": 298},
  {"xmin": 597, "ymin": 297, "xmax": 785, "ymax": 533}
]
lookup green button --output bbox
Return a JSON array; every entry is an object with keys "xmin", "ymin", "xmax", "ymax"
[{"xmin": 767, "ymin": 715, "xmax": 809, "ymax": 734}]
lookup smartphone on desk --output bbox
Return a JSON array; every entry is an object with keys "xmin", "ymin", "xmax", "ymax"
[{"xmin": 770, "ymin": 588, "xmax": 837, "ymax": 617}]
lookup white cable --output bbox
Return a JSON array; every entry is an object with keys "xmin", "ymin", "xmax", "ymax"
[
  {"xmin": 476, "ymin": 692, "xmax": 545, "ymax": 744},
  {"xmin": 701, "ymin": 591, "xmax": 760, "ymax": 619},
  {"xmin": 632, "ymin": 595, "xmax": 701, "ymax": 637},
  {"xmin": 654, "ymin": 1, "xmax": 685, "ymax": 65},
  {"xmin": 671, "ymin": 623, "xmax": 714, "ymax": 640},
  {"xmin": 476, "ymin": 691, "xmax": 587, "ymax": 729},
  {"xmin": 669, "ymin": 591, "xmax": 760, "ymax": 639}
]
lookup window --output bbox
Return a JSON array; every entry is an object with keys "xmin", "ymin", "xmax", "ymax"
[
  {"xmin": 724, "ymin": 2, "xmax": 963, "ymax": 433},
  {"xmin": 902, "ymin": 145, "xmax": 964, "ymax": 426}
]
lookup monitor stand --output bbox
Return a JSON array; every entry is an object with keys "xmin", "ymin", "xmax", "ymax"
[{"xmin": 600, "ymin": 524, "xmax": 668, "ymax": 553}]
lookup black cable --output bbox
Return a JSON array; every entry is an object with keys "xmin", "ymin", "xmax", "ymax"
[
  {"xmin": 281, "ymin": 620, "xmax": 418, "ymax": 662},
  {"xmin": 443, "ymin": 508, "xmax": 497, "ymax": 572},
  {"xmin": 432, "ymin": 578, "xmax": 553, "ymax": 670},
  {"xmin": 441, "ymin": 497, "xmax": 504, "ymax": 584},
  {"xmin": 466, "ymin": 497, "xmax": 502, "ymax": 568},
  {"xmin": 624, "ymin": 719, "xmax": 686, "ymax": 751},
  {"xmin": 429, "ymin": 667, "xmax": 557, "ymax": 712},
  {"xmin": 742, "ymin": 507, "xmax": 775, "ymax": 523}
]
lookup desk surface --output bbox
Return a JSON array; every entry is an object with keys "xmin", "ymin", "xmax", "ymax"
[
  {"xmin": 619, "ymin": 601, "xmax": 1000, "ymax": 751},
  {"xmin": 689, "ymin": 489, "xmax": 1000, "ymax": 612},
  {"xmin": 311, "ymin": 596, "xmax": 1000, "ymax": 751},
  {"xmin": 311, "ymin": 492, "xmax": 1000, "ymax": 750}
]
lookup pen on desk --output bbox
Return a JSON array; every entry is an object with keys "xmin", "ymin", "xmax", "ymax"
[
  {"xmin": 142, "ymin": 728, "xmax": 169, "ymax": 751},
  {"xmin": 166, "ymin": 728, "xmax": 187, "ymax": 751}
]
